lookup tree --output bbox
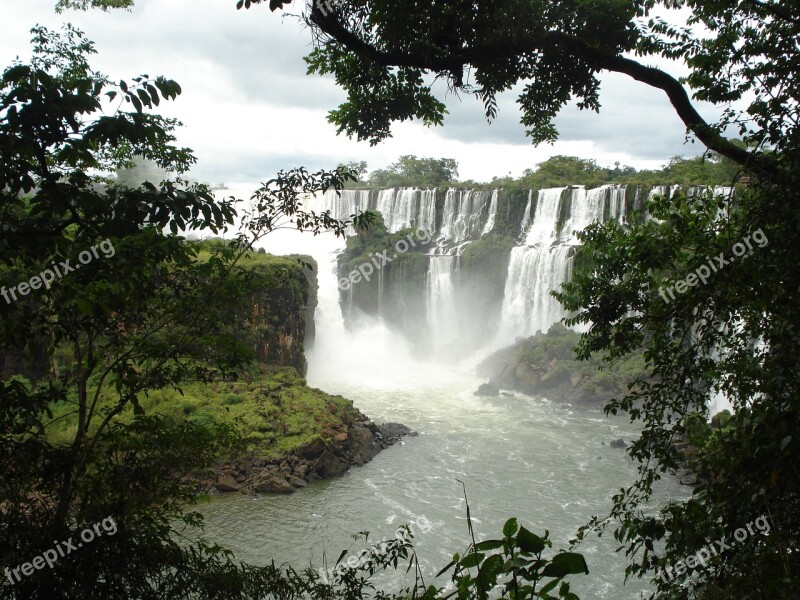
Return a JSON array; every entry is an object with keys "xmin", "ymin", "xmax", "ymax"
[
  {"xmin": 336, "ymin": 159, "xmax": 367, "ymax": 180},
  {"xmin": 368, "ymin": 155, "xmax": 458, "ymax": 187},
  {"xmin": 0, "ymin": 25, "xmax": 362, "ymax": 598},
  {"xmin": 556, "ymin": 179, "xmax": 800, "ymax": 598},
  {"xmin": 521, "ymin": 156, "xmax": 608, "ymax": 189},
  {"xmin": 242, "ymin": 0, "xmax": 796, "ymax": 181}
]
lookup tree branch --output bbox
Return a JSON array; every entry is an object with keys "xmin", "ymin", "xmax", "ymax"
[{"xmin": 309, "ymin": 7, "xmax": 777, "ymax": 178}]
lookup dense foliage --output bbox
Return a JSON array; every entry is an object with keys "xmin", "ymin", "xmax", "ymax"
[
  {"xmin": 367, "ymin": 155, "xmax": 459, "ymax": 189},
  {"xmin": 556, "ymin": 180, "xmax": 800, "ymax": 598},
  {"xmin": 0, "ymin": 26, "xmax": 373, "ymax": 598}
]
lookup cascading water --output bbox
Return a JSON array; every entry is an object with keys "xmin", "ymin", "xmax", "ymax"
[
  {"xmin": 519, "ymin": 190, "xmax": 533, "ymax": 237},
  {"xmin": 376, "ymin": 188, "xmax": 417, "ymax": 232},
  {"xmin": 439, "ymin": 189, "xmax": 492, "ymax": 244},
  {"xmin": 497, "ymin": 188, "xmax": 569, "ymax": 344},
  {"xmin": 481, "ymin": 189, "xmax": 499, "ymax": 235},
  {"xmin": 322, "ymin": 187, "xmax": 440, "ymax": 234},
  {"xmin": 496, "ymin": 185, "xmax": 628, "ymax": 346},
  {"xmin": 500, "ymin": 244, "xmax": 574, "ymax": 339},
  {"xmin": 418, "ymin": 189, "xmax": 437, "ymax": 234},
  {"xmin": 425, "ymin": 255, "xmax": 459, "ymax": 351}
]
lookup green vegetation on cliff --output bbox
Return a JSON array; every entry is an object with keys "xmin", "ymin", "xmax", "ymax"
[{"xmin": 45, "ymin": 367, "xmax": 359, "ymax": 458}]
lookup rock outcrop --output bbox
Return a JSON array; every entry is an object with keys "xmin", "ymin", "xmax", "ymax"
[
  {"xmin": 476, "ymin": 323, "xmax": 649, "ymax": 407},
  {"xmin": 195, "ymin": 420, "xmax": 417, "ymax": 495}
]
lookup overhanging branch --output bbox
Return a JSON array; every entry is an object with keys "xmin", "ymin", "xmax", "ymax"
[{"xmin": 309, "ymin": 6, "xmax": 777, "ymax": 178}]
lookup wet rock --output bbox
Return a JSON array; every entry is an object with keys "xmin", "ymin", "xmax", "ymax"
[
  {"xmin": 253, "ymin": 472, "xmax": 294, "ymax": 494},
  {"xmin": 216, "ymin": 474, "xmax": 240, "ymax": 492},
  {"xmin": 315, "ymin": 450, "xmax": 348, "ymax": 479},
  {"xmin": 287, "ymin": 475, "xmax": 308, "ymax": 488},
  {"xmin": 610, "ymin": 438, "xmax": 626, "ymax": 449},
  {"xmin": 378, "ymin": 422, "xmax": 416, "ymax": 442},
  {"xmin": 475, "ymin": 382, "xmax": 500, "ymax": 396},
  {"xmin": 349, "ymin": 425, "xmax": 381, "ymax": 466}
]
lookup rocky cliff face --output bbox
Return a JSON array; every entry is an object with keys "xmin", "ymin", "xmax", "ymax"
[{"xmin": 231, "ymin": 254, "xmax": 318, "ymax": 376}]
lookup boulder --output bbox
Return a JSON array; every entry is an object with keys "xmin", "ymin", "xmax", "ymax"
[
  {"xmin": 297, "ymin": 436, "xmax": 327, "ymax": 460},
  {"xmin": 610, "ymin": 438, "xmax": 626, "ymax": 449},
  {"xmin": 216, "ymin": 474, "xmax": 240, "ymax": 492},
  {"xmin": 253, "ymin": 472, "xmax": 295, "ymax": 494},
  {"xmin": 378, "ymin": 422, "xmax": 416, "ymax": 441},
  {"xmin": 349, "ymin": 425, "xmax": 381, "ymax": 466},
  {"xmin": 287, "ymin": 475, "xmax": 308, "ymax": 488},
  {"xmin": 315, "ymin": 450, "xmax": 348, "ymax": 479},
  {"xmin": 474, "ymin": 382, "xmax": 500, "ymax": 396}
]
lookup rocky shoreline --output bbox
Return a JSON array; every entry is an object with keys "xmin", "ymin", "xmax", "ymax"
[{"xmin": 193, "ymin": 419, "xmax": 417, "ymax": 495}]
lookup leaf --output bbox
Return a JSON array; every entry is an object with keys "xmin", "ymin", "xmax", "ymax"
[
  {"xmin": 137, "ymin": 89, "xmax": 152, "ymax": 107},
  {"xmin": 517, "ymin": 526, "xmax": 546, "ymax": 554},
  {"xmin": 334, "ymin": 548, "xmax": 348, "ymax": 566},
  {"xmin": 542, "ymin": 552, "xmax": 589, "ymax": 577},
  {"xmin": 503, "ymin": 517, "xmax": 519, "ymax": 537},
  {"xmin": 435, "ymin": 559, "xmax": 456, "ymax": 578},
  {"xmin": 458, "ymin": 551, "xmax": 484, "ymax": 569},
  {"xmin": 480, "ymin": 553, "xmax": 504, "ymax": 581},
  {"xmin": 540, "ymin": 578, "xmax": 560, "ymax": 594},
  {"xmin": 129, "ymin": 94, "xmax": 143, "ymax": 113},
  {"xmin": 780, "ymin": 435, "xmax": 791, "ymax": 450},
  {"xmin": 474, "ymin": 539, "xmax": 504, "ymax": 552}
]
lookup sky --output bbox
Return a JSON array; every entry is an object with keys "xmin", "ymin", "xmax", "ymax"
[{"xmin": 1, "ymin": 0, "xmax": 722, "ymax": 185}]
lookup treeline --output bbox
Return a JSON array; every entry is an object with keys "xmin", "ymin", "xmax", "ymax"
[{"xmin": 341, "ymin": 151, "xmax": 744, "ymax": 190}]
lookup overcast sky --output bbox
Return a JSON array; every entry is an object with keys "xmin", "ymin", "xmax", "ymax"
[{"xmin": 2, "ymin": 0, "xmax": 721, "ymax": 184}]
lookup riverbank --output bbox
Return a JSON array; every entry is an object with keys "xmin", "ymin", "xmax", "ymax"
[
  {"xmin": 138, "ymin": 367, "xmax": 417, "ymax": 495},
  {"xmin": 194, "ymin": 419, "xmax": 415, "ymax": 495}
]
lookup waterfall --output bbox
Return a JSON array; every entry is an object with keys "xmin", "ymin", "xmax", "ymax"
[
  {"xmin": 519, "ymin": 190, "xmax": 533, "ymax": 237},
  {"xmin": 373, "ymin": 188, "xmax": 440, "ymax": 233},
  {"xmin": 315, "ymin": 189, "xmax": 372, "ymax": 235},
  {"xmin": 426, "ymin": 255, "xmax": 459, "ymax": 350},
  {"xmin": 375, "ymin": 188, "xmax": 412, "ymax": 232},
  {"xmin": 525, "ymin": 188, "xmax": 565, "ymax": 245},
  {"xmin": 560, "ymin": 184, "xmax": 627, "ymax": 244},
  {"xmin": 440, "ymin": 189, "xmax": 492, "ymax": 243},
  {"xmin": 497, "ymin": 185, "xmax": 627, "ymax": 344},
  {"xmin": 499, "ymin": 245, "xmax": 573, "ymax": 339},
  {"xmin": 418, "ymin": 189, "xmax": 437, "ymax": 234},
  {"xmin": 317, "ymin": 189, "xmax": 370, "ymax": 220},
  {"xmin": 481, "ymin": 190, "xmax": 499, "ymax": 235}
]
